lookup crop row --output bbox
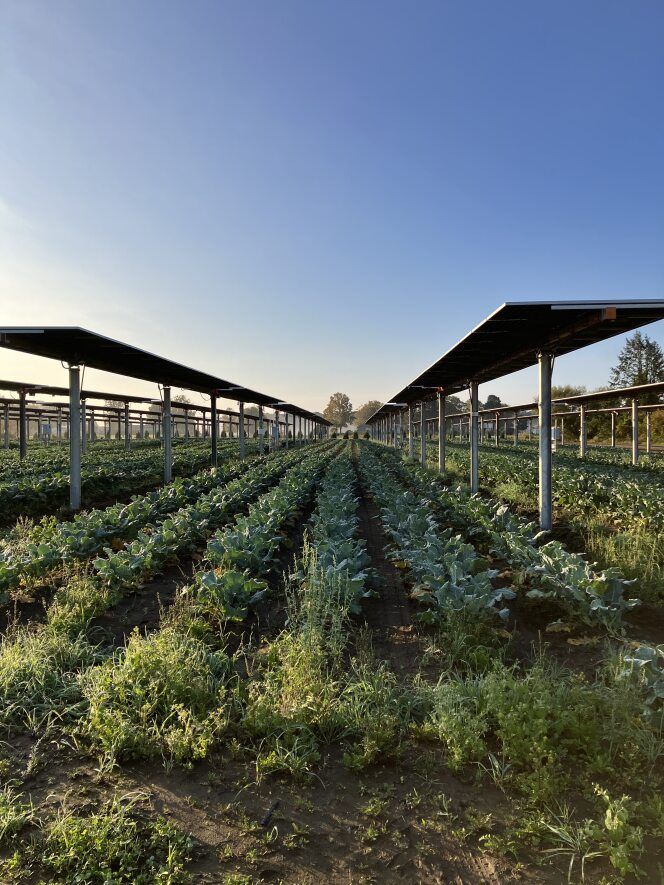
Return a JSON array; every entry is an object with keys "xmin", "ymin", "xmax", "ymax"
[
  {"xmin": 0, "ymin": 457, "xmax": 254, "ymax": 600},
  {"xmin": 0, "ymin": 440, "xmax": 247, "ymax": 521},
  {"xmin": 432, "ymin": 441, "xmax": 664, "ymax": 534},
  {"xmin": 385, "ymin": 447, "xmax": 640, "ymax": 628},
  {"xmin": 359, "ymin": 444, "xmax": 513, "ymax": 622},
  {"xmin": 0, "ymin": 442, "xmax": 339, "ymax": 736},
  {"xmin": 304, "ymin": 450, "xmax": 371, "ymax": 612}
]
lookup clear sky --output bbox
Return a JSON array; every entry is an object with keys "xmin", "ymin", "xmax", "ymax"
[{"xmin": 1, "ymin": 0, "xmax": 662, "ymax": 413}]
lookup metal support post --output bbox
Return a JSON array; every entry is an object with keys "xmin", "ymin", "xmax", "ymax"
[
  {"xmin": 163, "ymin": 386, "xmax": 172, "ymax": 483},
  {"xmin": 579, "ymin": 403, "xmax": 587, "ymax": 457},
  {"xmin": 124, "ymin": 402, "xmax": 130, "ymax": 450},
  {"xmin": 611, "ymin": 412, "xmax": 616, "ymax": 448},
  {"xmin": 210, "ymin": 394, "xmax": 218, "ymax": 467},
  {"xmin": 470, "ymin": 382, "xmax": 479, "ymax": 493},
  {"xmin": 258, "ymin": 404, "xmax": 264, "ymax": 454},
  {"xmin": 69, "ymin": 366, "xmax": 81, "ymax": 510},
  {"xmin": 408, "ymin": 405, "xmax": 414, "ymax": 460},
  {"xmin": 631, "ymin": 399, "xmax": 638, "ymax": 465},
  {"xmin": 239, "ymin": 402, "xmax": 246, "ymax": 458},
  {"xmin": 646, "ymin": 411, "xmax": 651, "ymax": 454},
  {"xmin": 538, "ymin": 352, "xmax": 553, "ymax": 531},
  {"xmin": 80, "ymin": 400, "xmax": 87, "ymax": 454},
  {"xmin": 3, "ymin": 405, "xmax": 8, "ymax": 449},
  {"xmin": 420, "ymin": 403, "xmax": 426, "ymax": 466},
  {"xmin": 495, "ymin": 412, "xmax": 499, "ymax": 446},
  {"xmin": 438, "ymin": 391, "xmax": 446, "ymax": 473}
]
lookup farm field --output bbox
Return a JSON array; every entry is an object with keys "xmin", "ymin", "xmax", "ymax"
[
  {"xmin": 0, "ymin": 438, "xmax": 662, "ymax": 883},
  {"xmin": 0, "ymin": 439, "xmax": 260, "ymax": 525},
  {"xmin": 423, "ymin": 439, "xmax": 664, "ymax": 604}
]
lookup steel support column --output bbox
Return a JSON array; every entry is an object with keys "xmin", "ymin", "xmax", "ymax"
[
  {"xmin": 124, "ymin": 402, "xmax": 130, "ymax": 450},
  {"xmin": 579, "ymin": 403, "xmax": 587, "ymax": 457},
  {"xmin": 239, "ymin": 402, "xmax": 246, "ymax": 459},
  {"xmin": 470, "ymin": 382, "xmax": 479, "ymax": 493},
  {"xmin": 408, "ymin": 405, "xmax": 414, "ymax": 460},
  {"xmin": 258, "ymin": 405, "xmax": 264, "ymax": 454},
  {"xmin": 210, "ymin": 395, "xmax": 218, "ymax": 467},
  {"xmin": 420, "ymin": 403, "xmax": 426, "ymax": 467},
  {"xmin": 631, "ymin": 399, "xmax": 638, "ymax": 465},
  {"xmin": 611, "ymin": 412, "xmax": 616, "ymax": 448},
  {"xmin": 538, "ymin": 352, "xmax": 553, "ymax": 531},
  {"xmin": 69, "ymin": 366, "xmax": 81, "ymax": 510},
  {"xmin": 646, "ymin": 411, "xmax": 652, "ymax": 454},
  {"xmin": 438, "ymin": 391, "xmax": 446, "ymax": 473},
  {"xmin": 80, "ymin": 400, "xmax": 87, "ymax": 454},
  {"xmin": 163, "ymin": 386, "xmax": 172, "ymax": 483},
  {"xmin": 3, "ymin": 405, "xmax": 8, "ymax": 449},
  {"xmin": 495, "ymin": 412, "xmax": 500, "ymax": 447}
]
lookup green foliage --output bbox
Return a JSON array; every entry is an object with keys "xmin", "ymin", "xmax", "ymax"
[
  {"xmin": 83, "ymin": 629, "xmax": 231, "ymax": 764},
  {"xmin": 0, "ymin": 627, "xmax": 99, "ymax": 732},
  {"xmin": 359, "ymin": 445, "xmax": 515, "ymax": 620},
  {"xmin": 0, "ymin": 784, "xmax": 32, "ymax": 846},
  {"xmin": 617, "ymin": 643, "xmax": 664, "ymax": 709},
  {"xmin": 338, "ymin": 656, "xmax": 411, "ymax": 769},
  {"xmin": 47, "ymin": 575, "xmax": 119, "ymax": 636},
  {"xmin": 39, "ymin": 794, "xmax": 192, "ymax": 883},
  {"xmin": 610, "ymin": 330, "xmax": 664, "ymax": 390},
  {"xmin": 323, "ymin": 392, "xmax": 353, "ymax": 430},
  {"xmin": 0, "ymin": 438, "xmax": 235, "ymax": 521},
  {"xmin": 419, "ymin": 654, "xmax": 664, "ymax": 805},
  {"xmin": 354, "ymin": 400, "xmax": 383, "ymax": 428}
]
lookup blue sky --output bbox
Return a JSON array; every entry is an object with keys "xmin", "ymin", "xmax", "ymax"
[{"xmin": 1, "ymin": 0, "xmax": 662, "ymax": 413}]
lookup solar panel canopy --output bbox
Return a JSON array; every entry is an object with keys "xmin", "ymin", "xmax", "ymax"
[
  {"xmin": 0, "ymin": 328, "xmax": 329, "ymax": 424},
  {"xmin": 368, "ymin": 300, "xmax": 664, "ymax": 422}
]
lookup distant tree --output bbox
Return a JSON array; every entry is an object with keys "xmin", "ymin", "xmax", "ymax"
[
  {"xmin": 484, "ymin": 394, "xmax": 506, "ymax": 410},
  {"xmin": 323, "ymin": 392, "xmax": 354, "ymax": 430},
  {"xmin": 173, "ymin": 393, "xmax": 190, "ymax": 404},
  {"xmin": 552, "ymin": 385, "xmax": 587, "ymax": 399},
  {"xmin": 610, "ymin": 332, "xmax": 664, "ymax": 394},
  {"xmin": 550, "ymin": 385, "xmax": 587, "ymax": 410},
  {"xmin": 446, "ymin": 395, "xmax": 466, "ymax": 414},
  {"xmin": 354, "ymin": 400, "xmax": 383, "ymax": 427}
]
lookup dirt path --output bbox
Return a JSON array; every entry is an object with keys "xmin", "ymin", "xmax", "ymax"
[{"xmin": 355, "ymin": 489, "xmax": 425, "ymax": 678}]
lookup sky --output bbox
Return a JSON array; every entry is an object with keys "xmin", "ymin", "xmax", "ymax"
[{"xmin": 1, "ymin": 0, "xmax": 663, "ymax": 414}]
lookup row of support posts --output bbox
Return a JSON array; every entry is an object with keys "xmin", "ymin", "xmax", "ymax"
[
  {"xmin": 372, "ymin": 353, "xmax": 555, "ymax": 530},
  {"xmin": 22, "ymin": 370, "xmax": 321, "ymax": 513},
  {"xmin": 8, "ymin": 405, "xmax": 325, "ymax": 455}
]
